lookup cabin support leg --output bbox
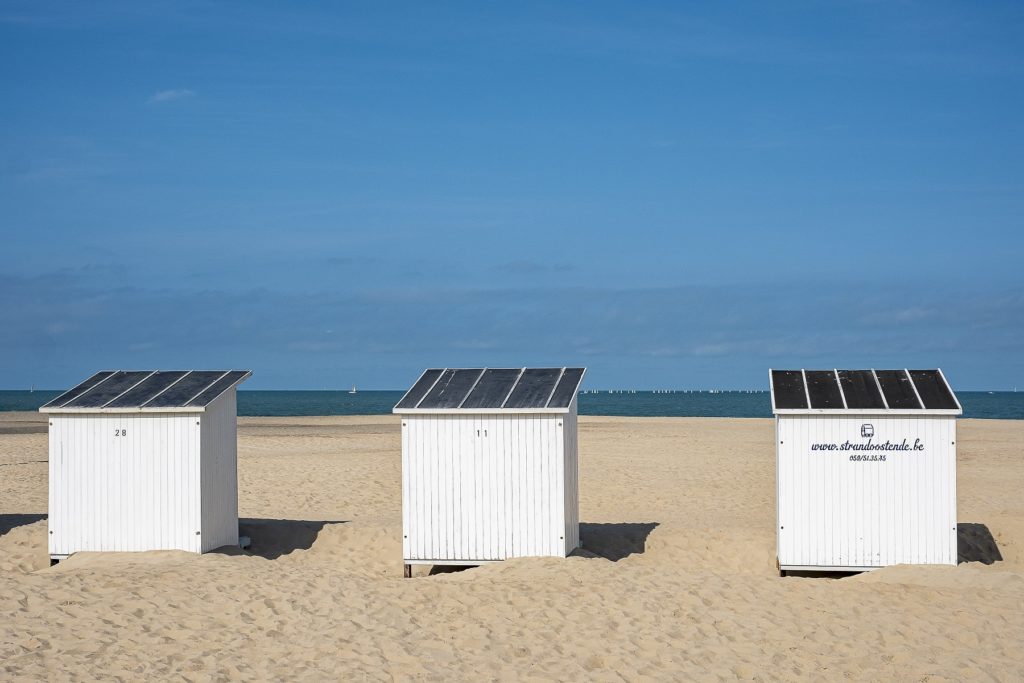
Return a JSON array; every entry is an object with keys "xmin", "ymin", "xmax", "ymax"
[{"xmin": 403, "ymin": 563, "xmax": 412, "ymax": 579}]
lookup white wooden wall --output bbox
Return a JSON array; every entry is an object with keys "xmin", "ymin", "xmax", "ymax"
[
  {"xmin": 200, "ymin": 390, "xmax": 240, "ymax": 552},
  {"xmin": 48, "ymin": 412, "xmax": 203, "ymax": 556},
  {"xmin": 403, "ymin": 411, "xmax": 577, "ymax": 563},
  {"xmin": 562, "ymin": 400, "xmax": 580, "ymax": 553},
  {"xmin": 48, "ymin": 391, "xmax": 241, "ymax": 558},
  {"xmin": 777, "ymin": 414, "xmax": 957, "ymax": 569}
]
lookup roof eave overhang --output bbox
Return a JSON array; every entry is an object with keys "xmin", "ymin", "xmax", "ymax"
[
  {"xmin": 773, "ymin": 408, "xmax": 962, "ymax": 417},
  {"xmin": 394, "ymin": 407, "xmax": 572, "ymax": 416},
  {"xmin": 41, "ymin": 406, "xmax": 209, "ymax": 414},
  {"xmin": 195, "ymin": 370, "xmax": 252, "ymax": 408}
]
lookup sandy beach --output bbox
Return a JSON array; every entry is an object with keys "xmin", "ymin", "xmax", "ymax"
[{"xmin": 1, "ymin": 412, "xmax": 1022, "ymax": 681}]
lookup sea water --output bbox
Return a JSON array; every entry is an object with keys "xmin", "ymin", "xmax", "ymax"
[{"xmin": 3, "ymin": 390, "xmax": 1023, "ymax": 419}]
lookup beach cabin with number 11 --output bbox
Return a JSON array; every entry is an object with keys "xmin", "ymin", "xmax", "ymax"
[
  {"xmin": 40, "ymin": 370, "xmax": 250, "ymax": 563},
  {"xmin": 395, "ymin": 367, "xmax": 586, "ymax": 577},
  {"xmin": 770, "ymin": 369, "xmax": 962, "ymax": 575}
]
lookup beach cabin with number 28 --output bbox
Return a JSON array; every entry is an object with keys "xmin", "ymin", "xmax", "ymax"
[
  {"xmin": 40, "ymin": 370, "xmax": 250, "ymax": 564},
  {"xmin": 394, "ymin": 367, "xmax": 586, "ymax": 577},
  {"xmin": 770, "ymin": 369, "xmax": 962, "ymax": 575}
]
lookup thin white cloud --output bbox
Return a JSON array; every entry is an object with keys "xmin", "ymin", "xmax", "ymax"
[{"xmin": 148, "ymin": 89, "xmax": 196, "ymax": 104}]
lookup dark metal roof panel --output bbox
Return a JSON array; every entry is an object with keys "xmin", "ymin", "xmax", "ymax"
[
  {"xmin": 186, "ymin": 371, "xmax": 251, "ymax": 407},
  {"xmin": 144, "ymin": 371, "xmax": 228, "ymax": 408},
  {"xmin": 461, "ymin": 369, "xmax": 522, "ymax": 409},
  {"xmin": 772, "ymin": 369, "xmax": 959, "ymax": 414},
  {"xmin": 42, "ymin": 370, "xmax": 250, "ymax": 411},
  {"xmin": 394, "ymin": 369, "xmax": 445, "ymax": 410},
  {"xmin": 837, "ymin": 370, "xmax": 886, "ymax": 410},
  {"xmin": 503, "ymin": 368, "xmax": 563, "ymax": 409},
  {"xmin": 40, "ymin": 371, "xmax": 115, "ymax": 409},
  {"xmin": 105, "ymin": 371, "xmax": 189, "ymax": 408},
  {"xmin": 771, "ymin": 370, "xmax": 808, "ymax": 410},
  {"xmin": 416, "ymin": 369, "xmax": 483, "ymax": 409},
  {"xmin": 395, "ymin": 367, "xmax": 585, "ymax": 412},
  {"xmin": 62, "ymin": 371, "xmax": 154, "ymax": 408},
  {"xmin": 547, "ymin": 368, "xmax": 586, "ymax": 409},
  {"xmin": 876, "ymin": 370, "xmax": 922, "ymax": 409},
  {"xmin": 805, "ymin": 370, "xmax": 844, "ymax": 409},
  {"xmin": 908, "ymin": 370, "xmax": 959, "ymax": 410}
]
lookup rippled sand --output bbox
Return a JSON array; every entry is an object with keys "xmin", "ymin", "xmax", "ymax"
[{"xmin": 1, "ymin": 413, "xmax": 1022, "ymax": 680}]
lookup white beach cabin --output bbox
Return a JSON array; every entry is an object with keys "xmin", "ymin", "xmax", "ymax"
[
  {"xmin": 394, "ymin": 367, "xmax": 586, "ymax": 577},
  {"xmin": 770, "ymin": 369, "xmax": 962, "ymax": 575},
  {"xmin": 40, "ymin": 370, "xmax": 251, "ymax": 564}
]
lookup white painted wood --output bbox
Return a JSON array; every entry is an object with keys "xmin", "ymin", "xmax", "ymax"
[
  {"xmin": 41, "ymin": 406, "xmax": 216, "ymax": 414},
  {"xmin": 200, "ymin": 390, "xmax": 240, "ymax": 552},
  {"xmin": 48, "ymin": 412, "xmax": 202, "ymax": 556},
  {"xmin": 562, "ymin": 398, "xmax": 580, "ymax": 553},
  {"xmin": 402, "ymin": 404, "xmax": 580, "ymax": 564},
  {"xmin": 773, "ymin": 408, "xmax": 961, "ymax": 416},
  {"xmin": 47, "ymin": 388, "xmax": 242, "ymax": 559},
  {"xmin": 401, "ymin": 415, "xmax": 411, "ymax": 559},
  {"xmin": 776, "ymin": 414, "xmax": 957, "ymax": 570}
]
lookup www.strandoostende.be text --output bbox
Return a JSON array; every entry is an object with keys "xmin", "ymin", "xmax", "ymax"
[{"xmin": 810, "ymin": 438, "xmax": 925, "ymax": 452}]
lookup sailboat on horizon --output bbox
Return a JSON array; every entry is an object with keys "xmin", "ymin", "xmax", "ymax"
[{"xmin": 349, "ymin": 384, "xmax": 357, "ymax": 394}]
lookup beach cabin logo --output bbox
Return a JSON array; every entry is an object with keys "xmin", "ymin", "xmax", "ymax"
[{"xmin": 861, "ymin": 424, "xmax": 874, "ymax": 438}]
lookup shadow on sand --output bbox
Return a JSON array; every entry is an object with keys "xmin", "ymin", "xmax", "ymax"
[
  {"xmin": 783, "ymin": 522, "xmax": 1004, "ymax": 577},
  {"xmin": 234, "ymin": 518, "xmax": 348, "ymax": 560},
  {"xmin": 428, "ymin": 565, "xmax": 473, "ymax": 576},
  {"xmin": 578, "ymin": 522, "xmax": 659, "ymax": 561},
  {"xmin": 0, "ymin": 513, "xmax": 46, "ymax": 538},
  {"xmin": 0, "ymin": 515, "xmax": 348, "ymax": 561},
  {"xmin": 958, "ymin": 522, "xmax": 1003, "ymax": 565},
  {"xmin": 422, "ymin": 522, "xmax": 661, "ymax": 574},
  {"xmin": 784, "ymin": 570, "xmax": 860, "ymax": 579}
]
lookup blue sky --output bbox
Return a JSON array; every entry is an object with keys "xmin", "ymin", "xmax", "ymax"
[{"xmin": 1, "ymin": 1, "xmax": 1022, "ymax": 390}]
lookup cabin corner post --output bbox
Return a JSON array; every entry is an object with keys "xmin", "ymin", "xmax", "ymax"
[{"xmin": 775, "ymin": 413, "xmax": 782, "ymax": 574}]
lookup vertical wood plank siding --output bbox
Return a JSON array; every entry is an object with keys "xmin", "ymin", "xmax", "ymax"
[
  {"xmin": 47, "ymin": 387, "xmax": 241, "ymax": 558},
  {"xmin": 200, "ymin": 390, "xmax": 240, "ymax": 552},
  {"xmin": 403, "ymin": 409, "xmax": 580, "ymax": 562},
  {"xmin": 777, "ymin": 414, "xmax": 956, "ymax": 568},
  {"xmin": 49, "ymin": 412, "xmax": 203, "ymax": 556},
  {"xmin": 562, "ymin": 399, "xmax": 580, "ymax": 553}
]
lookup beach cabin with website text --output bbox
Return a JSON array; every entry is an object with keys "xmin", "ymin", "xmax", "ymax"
[
  {"xmin": 394, "ymin": 367, "xmax": 585, "ymax": 577},
  {"xmin": 770, "ymin": 369, "xmax": 961, "ymax": 575},
  {"xmin": 40, "ymin": 370, "xmax": 250, "ymax": 564}
]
